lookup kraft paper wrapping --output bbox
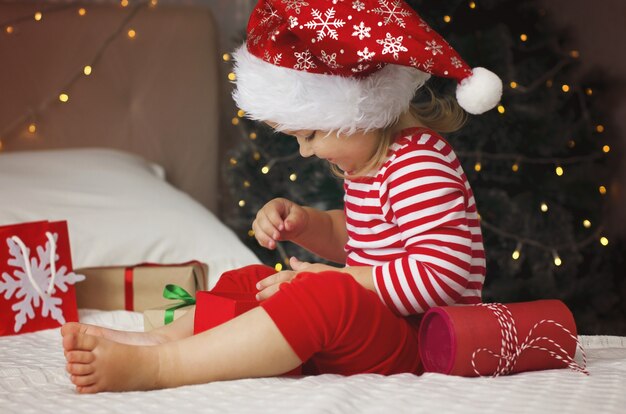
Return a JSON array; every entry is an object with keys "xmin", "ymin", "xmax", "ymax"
[
  {"xmin": 143, "ymin": 304, "xmax": 192, "ymax": 331},
  {"xmin": 418, "ymin": 300, "xmax": 581, "ymax": 377},
  {"xmin": 75, "ymin": 262, "xmax": 207, "ymax": 312}
]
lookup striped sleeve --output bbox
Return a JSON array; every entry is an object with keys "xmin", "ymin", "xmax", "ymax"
[{"xmin": 372, "ymin": 146, "xmax": 473, "ymax": 316}]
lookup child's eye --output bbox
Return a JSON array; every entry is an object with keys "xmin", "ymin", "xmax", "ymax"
[{"xmin": 304, "ymin": 131, "xmax": 316, "ymax": 141}]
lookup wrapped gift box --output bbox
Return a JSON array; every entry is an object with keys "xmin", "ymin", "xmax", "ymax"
[
  {"xmin": 144, "ymin": 304, "xmax": 192, "ymax": 331},
  {"xmin": 75, "ymin": 262, "xmax": 207, "ymax": 312},
  {"xmin": 418, "ymin": 299, "xmax": 583, "ymax": 377},
  {"xmin": 193, "ymin": 291, "xmax": 258, "ymax": 334}
]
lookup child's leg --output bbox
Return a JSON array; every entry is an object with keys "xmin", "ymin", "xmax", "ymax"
[
  {"xmin": 61, "ymin": 305, "xmax": 196, "ymax": 346},
  {"xmin": 260, "ymin": 271, "xmax": 422, "ymax": 375},
  {"xmin": 61, "ymin": 265, "xmax": 275, "ymax": 346},
  {"xmin": 63, "ymin": 269, "xmax": 420, "ymax": 393},
  {"xmin": 63, "ymin": 305, "xmax": 300, "ymax": 393}
]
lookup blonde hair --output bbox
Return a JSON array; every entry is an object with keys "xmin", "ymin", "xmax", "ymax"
[{"xmin": 331, "ymin": 88, "xmax": 467, "ymax": 179}]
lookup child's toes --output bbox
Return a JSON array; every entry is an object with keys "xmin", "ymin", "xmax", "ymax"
[
  {"xmin": 67, "ymin": 362, "xmax": 95, "ymax": 376},
  {"xmin": 65, "ymin": 350, "xmax": 95, "ymax": 364},
  {"xmin": 71, "ymin": 373, "xmax": 97, "ymax": 387},
  {"xmin": 63, "ymin": 333, "xmax": 98, "ymax": 352},
  {"xmin": 60, "ymin": 322, "xmax": 82, "ymax": 337},
  {"xmin": 76, "ymin": 384, "xmax": 100, "ymax": 394}
]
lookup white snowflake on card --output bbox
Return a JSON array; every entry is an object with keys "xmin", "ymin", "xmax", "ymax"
[
  {"xmin": 293, "ymin": 50, "xmax": 317, "ymax": 70},
  {"xmin": 372, "ymin": 0, "xmax": 412, "ymax": 28},
  {"xmin": 289, "ymin": 16, "xmax": 299, "ymax": 28},
  {"xmin": 0, "ymin": 234, "xmax": 85, "ymax": 333},
  {"xmin": 352, "ymin": 21, "xmax": 371, "ymax": 40},
  {"xmin": 425, "ymin": 40, "xmax": 443, "ymax": 55},
  {"xmin": 376, "ymin": 32, "xmax": 407, "ymax": 60},
  {"xmin": 282, "ymin": 0, "xmax": 309, "ymax": 14},
  {"xmin": 304, "ymin": 8, "xmax": 345, "ymax": 41}
]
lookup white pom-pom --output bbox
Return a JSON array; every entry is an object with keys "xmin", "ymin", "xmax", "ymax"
[{"xmin": 456, "ymin": 67, "xmax": 503, "ymax": 115}]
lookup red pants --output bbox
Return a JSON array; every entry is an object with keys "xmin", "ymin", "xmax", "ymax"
[{"xmin": 211, "ymin": 265, "xmax": 423, "ymax": 376}]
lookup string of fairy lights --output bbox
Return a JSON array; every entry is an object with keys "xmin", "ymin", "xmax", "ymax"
[
  {"xmin": 0, "ymin": 0, "xmax": 156, "ymax": 151},
  {"xmin": 0, "ymin": 1, "xmax": 613, "ymax": 269},
  {"xmin": 223, "ymin": 0, "xmax": 614, "ymax": 269}
]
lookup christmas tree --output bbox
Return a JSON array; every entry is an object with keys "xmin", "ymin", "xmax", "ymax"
[{"xmin": 223, "ymin": 0, "xmax": 625, "ymax": 335}]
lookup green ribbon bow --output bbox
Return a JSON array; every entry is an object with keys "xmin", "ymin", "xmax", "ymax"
[{"xmin": 162, "ymin": 284, "xmax": 195, "ymax": 325}]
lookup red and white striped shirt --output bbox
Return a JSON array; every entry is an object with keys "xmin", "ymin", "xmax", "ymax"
[{"xmin": 344, "ymin": 128, "xmax": 485, "ymax": 316}]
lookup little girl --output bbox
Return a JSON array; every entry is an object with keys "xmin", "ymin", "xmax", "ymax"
[{"xmin": 62, "ymin": 0, "xmax": 502, "ymax": 393}]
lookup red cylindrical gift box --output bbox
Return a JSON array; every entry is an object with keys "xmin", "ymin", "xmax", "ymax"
[{"xmin": 418, "ymin": 300, "xmax": 583, "ymax": 377}]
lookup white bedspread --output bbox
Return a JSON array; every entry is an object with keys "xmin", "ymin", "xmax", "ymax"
[{"xmin": 1, "ymin": 310, "xmax": 624, "ymax": 414}]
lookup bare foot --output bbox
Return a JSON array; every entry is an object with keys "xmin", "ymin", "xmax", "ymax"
[
  {"xmin": 63, "ymin": 332, "xmax": 162, "ymax": 393},
  {"xmin": 61, "ymin": 322, "xmax": 167, "ymax": 346}
]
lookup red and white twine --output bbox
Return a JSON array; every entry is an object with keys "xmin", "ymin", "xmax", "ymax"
[{"xmin": 470, "ymin": 303, "xmax": 589, "ymax": 377}]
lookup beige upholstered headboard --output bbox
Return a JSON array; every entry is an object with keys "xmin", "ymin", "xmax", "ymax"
[{"xmin": 0, "ymin": 1, "xmax": 221, "ymax": 213}]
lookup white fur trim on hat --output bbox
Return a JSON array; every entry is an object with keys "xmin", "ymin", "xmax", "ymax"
[
  {"xmin": 232, "ymin": 45, "xmax": 431, "ymax": 135},
  {"xmin": 456, "ymin": 67, "xmax": 503, "ymax": 115}
]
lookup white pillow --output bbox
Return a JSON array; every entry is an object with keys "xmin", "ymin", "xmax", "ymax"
[{"xmin": 0, "ymin": 148, "xmax": 259, "ymax": 288}]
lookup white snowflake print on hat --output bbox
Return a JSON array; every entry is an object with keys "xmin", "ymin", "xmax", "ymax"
[
  {"xmin": 0, "ymin": 233, "xmax": 85, "ymax": 333},
  {"xmin": 233, "ymin": 0, "xmax": 503, "ymax": 133}
]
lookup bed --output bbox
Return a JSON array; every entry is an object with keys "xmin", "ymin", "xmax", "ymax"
[
  {"xmin": 1, "ymin": 1, "xmax": 626, "ymax": 413},
  {"xmin": 0, "ymin": 312, "xmax": 624, "ymax": 413}
]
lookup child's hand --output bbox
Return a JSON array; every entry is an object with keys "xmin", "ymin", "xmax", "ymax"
[
  {"xmin": 289, "ymin": 257, "xmax": 336, "ymax": 274},
  {"xmin": 255, "ymin": 269, "xmax": 297, "ymax": 301},
  {"xmin": 252, "ymin": 198, "xmax": 309, "ymax": 250},
  {"xmin": 255, "ymin": 257, "xmax": 338, "ymax": 300}
]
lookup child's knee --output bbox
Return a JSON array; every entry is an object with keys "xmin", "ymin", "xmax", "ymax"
[{"xmin": 284, "ymin": 270, "xmax": 385, "ymax": 351}]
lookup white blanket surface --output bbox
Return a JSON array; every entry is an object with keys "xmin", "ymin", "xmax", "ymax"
[{"xmin": 0, "ymin": 310, "xmax": 624, "ymax": 414}]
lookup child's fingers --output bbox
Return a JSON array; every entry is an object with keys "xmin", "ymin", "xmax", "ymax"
[
  {"xmin": 252, "ymin": 210, "xmax": 285, "ymax": 247},
  {"xmin": 283, "ymin": 204, "xmax": 307, "ymax": 234},
  {"xmin": 289, "ymin": 256, "xmax": 310, "ymax": 270},
  {"xmin": 254, "ymin": 212, "xmax": 280, "ymax": 236},
  {"xmin": 251, "ymin": 221, "xmax": 277, "ymax": 249},
  {"xmin": 263, "ymin": 203, "xmax": 288, "ymax": 233},
  {"xmin": 256, "ymin": 271, "xmax": 293, "ymax": 289},
  {"xmin": 256, "ymin": 283, "xmax": 281, "ymax": 301},
  {"xmin": 255, "ymin": 270, "xmax": 296, "ymax": 300},
  {"xmin": 255, "ymin": 210, "xmax": 286, "ymax": 241}
]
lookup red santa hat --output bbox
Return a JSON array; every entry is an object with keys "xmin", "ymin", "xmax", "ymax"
[{"xmin": 233, "ymin": 0, "xmax": 503, "ymax": 134}]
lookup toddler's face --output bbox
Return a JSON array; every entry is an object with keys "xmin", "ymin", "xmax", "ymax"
[{"xmin": 266, "ymin": 122, "xmax": 379, "ymax": 174}]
